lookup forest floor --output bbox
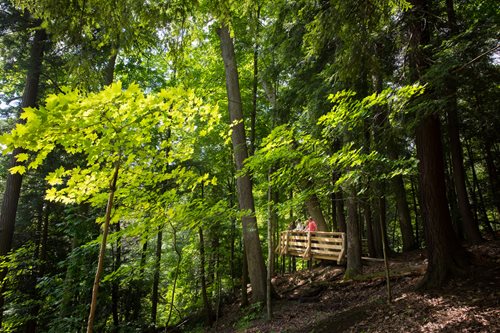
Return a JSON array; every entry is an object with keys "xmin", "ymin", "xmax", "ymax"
[{"xmin": 207, "ymin": 238, "xmax": 500, "ymax": 333}]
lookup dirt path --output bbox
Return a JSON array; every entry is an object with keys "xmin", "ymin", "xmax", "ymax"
[{"xmin": 209, "ymin": 239, "xmax": 500, "ymax": 333}]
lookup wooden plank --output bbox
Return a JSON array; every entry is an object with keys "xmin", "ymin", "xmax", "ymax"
[
  {"xmin": 310, "ymin": 249, "xmax": 342, "ymax": 256},
  {"xmin": 309, "ymin": 254, "xmax": 339, "ymax": 261},
  {"xmin": 310, "ymin": 243, "xmax": 344, "ymax": 250},
  {"xmin": 288, "ymin": 240, "xmax": 308, "ymax": 247}
]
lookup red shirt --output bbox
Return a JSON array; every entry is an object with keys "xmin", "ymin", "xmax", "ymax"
[{"xmin": 307, "ymin": 220, "xmax": 317, "ymax": 232}]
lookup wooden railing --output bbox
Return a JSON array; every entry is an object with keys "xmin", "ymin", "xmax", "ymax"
[{"xmin": 275, "ymin": 230, "xmax": 346, "ymax": 265}]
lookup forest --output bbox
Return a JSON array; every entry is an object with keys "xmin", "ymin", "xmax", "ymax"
[{"xmin": 0, "ymin": 0, "xmax": 498, "ymax": 332}]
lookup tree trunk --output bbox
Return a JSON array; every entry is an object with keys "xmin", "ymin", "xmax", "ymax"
[
  {"xmin": 466, "ymin": 141, "xmax": 495, "ymax": 236},
  {"xmin": 444, "ymin": 0, "xmax": 482, "ymax": 244},
  {"xmin": 151, "ymin": 227, "xmax": 162, "ymax": 325},
  {"xmin": 266, "ymin": 170, "xmax": 274, "ymax": 320},
  {"xmin": 416, "ymin": 115, "xmax": 469, "ymax": 288},
  {"xmin": 335, "ymin": 190, "xmax": 347, "ymax": 232},
  {"xmin": 166, "ymin": 225, "xmax": 182, "ymax": 327},
  {"xmin": 249, "ymin": 6, "xmax": 261, "ymax": 157},
  {"xmin": 484, "ymin": 141, "xmax": 500, "ymax": 218},
  {"xmin": 217, "ymin": 24, "xmax": 267, "ymax": 303},
  {"xmin": 410, "ymin": 178, "xmax": 421, "ymax": 247},
  {"xmin": 241, "ymin": 243, "xmax": 249, "ymax": 307},
  {"xmin": 362, "ymin": 200, "xmax": 376, "ymax": 258},
  {"xmin": 111, "ymin": 223, "xmax": 121, "ymax": 333},
  {"xmin": 344, "ymin": 192, "xmax": 362, "ymax": 278},
  {"xmin": 391, "ymin": 174, "xmax": 417, "ymax": 251},
  {"xmin": 408, "ymin": 0, "xmax": 469, "ymax": 289},
  {"xmin": 0, "ymin": 27, "xmax": 47, "ymax": 327},
  {"xmin": 304, "ymin": 192, "xmax": 328, "ymax": 231},
  {"xmin": 86, "ymin": 162, "xmax": 120, "ymax": 333},
  {"xmin": 198, "ymin": 227, "xmax": 214, "ymax": 326}
]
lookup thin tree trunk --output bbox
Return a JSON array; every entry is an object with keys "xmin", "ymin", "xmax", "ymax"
[
  {"xmin": 363, "ymin": 200, "xmax": 376, "ymax": 258},
  {"xmin": 217, "ymin": 24, "xmax": 267, "ymax": 303},
  {"xmin": 166, "ymin": 225, "xmax": 182, "ymax": 327},
  {"xmin": 444, "ymin": 0, "xmax": 482, "ymax": 242},
  {"xmin": 24, "ymin": 199, "xmax": 49, "ymax": 333},
  {"xmin": 391, "ymin": 174, "xmax": 417, "ymax": 251},
  {"xmin": 445, "ymin": 152, "xmax": 463, "ymax": 238},
  {"xmin": 266, "ymin": 170, "xmax": 274, "ymax": 320},
  {"xmin": 249, "ymin": 6, "xmax": 261, "ymax": 156},
  {"xmin": 111, "ymin": 223, "xmax": 121, "ymax": 333},
  {"xmin": 199, "ymin": 227, "xmax": 214, "ymax": 326},
  {"xmin": 466, "ymin": 141, "xmax": 495, "ymax": 236},
  {"xmin": 241, "ymin": 243, "xmax": 249, "ymax": 307},
  {"xmin": 0, "ymin": 27, "xmax": 47, "ymax": 327},
  {"xmin": 410, "ymin": 178, "xmax": 420, "ymax": 247},
  {"xmin": 151, "ymin": 227, "xmax": 162, "ymax": 325},
  {"xmin": 335, "ymin": 190, "xmax": 347, "ymax": 232},
  {"xmin": 86, "ymin": 161, "xmax": 120, "ymax": 333},
  {"xmin": 483, "ymin": 141, "xmax": 500, "ymax": 218}
]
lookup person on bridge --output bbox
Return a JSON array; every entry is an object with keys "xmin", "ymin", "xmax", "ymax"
[
  {"xmin": 294, "ymin": 220, "xmax": 305, "ymax": 231},
  {"xmin": 306, "ymin": 217, "xmax": 317, "ymax": 232}
]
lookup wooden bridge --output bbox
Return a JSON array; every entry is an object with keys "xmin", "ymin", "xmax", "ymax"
[{"xmin": 275, "ymin": 230, "xmax": 346, "ymax": 265}]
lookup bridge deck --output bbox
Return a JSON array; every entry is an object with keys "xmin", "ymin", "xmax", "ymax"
[{"xmin": 275, "ymin": 230, "xmax": 346, "ymax": 265}]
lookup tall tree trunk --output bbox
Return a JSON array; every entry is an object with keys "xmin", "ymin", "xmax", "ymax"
[
  {"xmin": 24, "ymin": 199, "xmax": 49, "ymax": 333},
  {"xmin": 466, "ymin": 141, "xmax": 495, "ymax": 236},
  {"xmin": 111, "ymin": 223, "xmax": 121, "ymax": 333},
  {"xmin": 483, "ymin": 141, "xmax": 500, "ymax": 218},
  {"xmin": 0, "ymin": 27, "xmax": 47, "ymax": 327},
  {"xmin": 86, "ymin": 161, "xmax": 120, "ymax": 333},
  {"xmin": 304, "ymin": 192, "xmax": 328, "ymax": 231},
  {"xmin": 198, "ymin": 227, "xmax": 214, "ymax": 326},
  {"xmin": 344, "ymin": 191, "xmax": 362, "ymax": 278},
  {"xmin": 410, "ymin": 178, "xmax": 421, "ymax": 247},
  {"xmin": 266, "ymin": 170, "xmax": 274, "ymax": 320},
  {"xmin": 444, "ymin": 0, "xmax": 482, "ymax": 244},
  {"xmin": 217, "ymin": 24, "xmax": 267, "ymax": 303},
  {"xmin": 335, "ymin": 190, "xmax": 347, "ymax": 232},
  {"xmin": 408, "ymin": 0, "xmax": 469, "ymax": 289},
  {"xmin": 241, "ymin": 243, "xmax": 249, "ymax": 307},
  {"xmin": 249, "ymin": 6, "xmax": 261, "ymax": 156},
  {"xmin": 362, "ymin": 200, "xmax": 376, "ymax": 258},
  {"xmin": 391, "ymin": 174, "xmax": 417, "ymax": 251},
  {"xmin": 166, "ymin": 225, "xmax": 182, "ymax": 327},
  {"xmin": 151, "ymin": 227, "xmax": 162, "ymax": 325}
]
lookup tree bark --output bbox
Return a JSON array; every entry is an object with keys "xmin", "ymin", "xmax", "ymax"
[
  {"xmin": 111, "ymin": 223, "xmax": 121, "ymax": 333},
  {"xmin": 408, "ymin": 0, "xmax": 469, "ymax": 289},
  {"xmin": 151, "ymin": 227, "xmax": 162, "ymax": 325},
  {"xmin": 166, "ymin": 225, "xmax": 182, "ymax": 327},
  {"xmin": 0, "ymin": 27, "xmax": 47, "ymax": 328},
  {"xmin": 444, "ymin": 0, "xmax": 482, "ymax": 244},
  {"xmin": 484, "ymin": 141, "xmax": 500, "ymax": 218},
  {"xmin": 198, "ymin": 227, "xmax": 214, "ymax": 326},
  {"xmin": 416, "ymin": 114, "xmax": 469, "ymax": 287},
  {"xmin": 391, "ymin": 174, "xmax": 417, "ymax": 251},
  {"xmin": 86, "ymin": 162, "xmax": 120, "ymax": 333},
  {"xmin": 304, "ymin": 192, "xmax": 328, "ymax": 231},
  {"xmin": 466, "ymin": 141, "xmax": 495, "ymax": 237},
  {"xmin": 217, "ymin": 24, "xmax": 267, "ymax": 303},
  {"xmin": 249, "ymin": 6, "xmax": 261, "ymax": 157},
  {"xmin": 266, "ymin": 170, "xmax": 274, "ymax": 320},
  {"xmin": 344, "ymin": 192, "xmax": 362, "ymax": 278},
  {"xmin": 335, "ymin": 190, "xmax": 347, "ymax": 232},
  {"xmin": 362, "ymin": 200, "xmax": 376, "ymax": 258}
]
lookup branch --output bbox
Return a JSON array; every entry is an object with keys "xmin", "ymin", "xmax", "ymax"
[{"xmin": 452, "ymin": 43, "xmax": 500, "ymax": 73}]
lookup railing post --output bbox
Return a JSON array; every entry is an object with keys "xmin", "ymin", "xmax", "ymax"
[{"xmin": 285, "ymin": 230, "xmax": 290, "ymax": 255}]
